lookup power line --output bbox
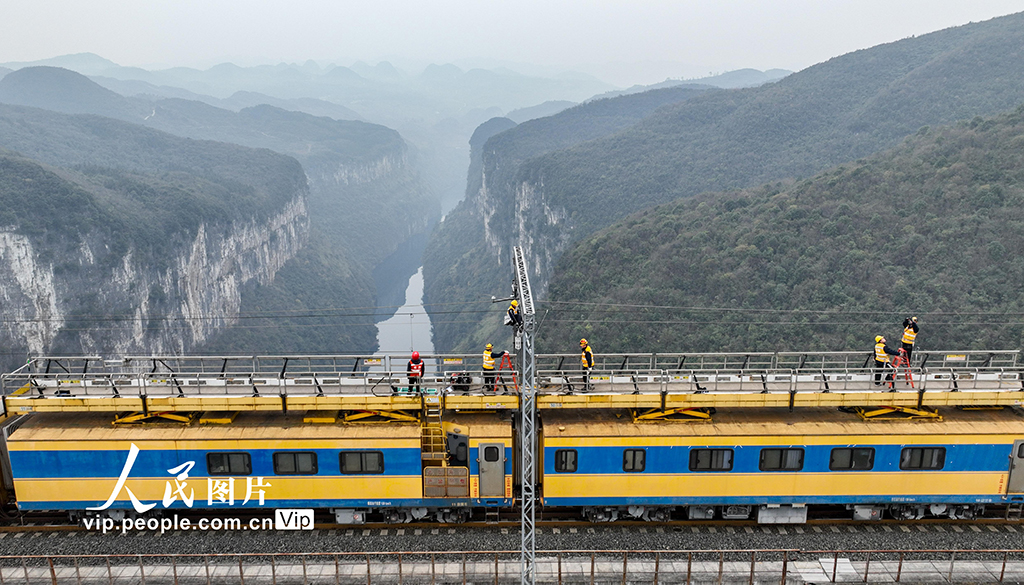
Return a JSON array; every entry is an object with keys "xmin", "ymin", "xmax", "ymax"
[{"xmin": 539, "ymin": 300, "xmax": 1024, "ymax": 317}]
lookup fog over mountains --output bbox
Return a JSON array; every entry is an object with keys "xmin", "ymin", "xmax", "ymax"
[
  {"xmin": 424, "ymin": 11, "xmax": 1024, "ymax": 353},
  {"xmin": 0, "ymin": 49, "xmax": 793, "ymax": 364},
  {"xmin": 6, "ymin": 12, "xmax": 1023, "ymax": 362}
]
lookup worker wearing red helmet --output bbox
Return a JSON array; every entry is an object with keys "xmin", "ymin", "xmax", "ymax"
[{"xmin": 407, "ymin": 351, "xmax": 425, "ymax": 393}]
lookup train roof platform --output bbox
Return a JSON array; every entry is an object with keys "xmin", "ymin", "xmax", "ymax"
[{"xmin": 2, "ymin": 352, "xmax": 1021, "ymax": 415}]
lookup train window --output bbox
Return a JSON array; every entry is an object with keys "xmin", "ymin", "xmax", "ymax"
[
  {"xmin": 554, "ymin": 449, "xmax": 577, "ymax": 473},
  {"xmin": 207, "ymin": 452, "xmax": 251, "ymax": 476},
  {"xmin": 273, "ymin": 452, "xmax": 318, "ymax": 475},
  {"xmin": 830, "ymin": 448, "xmax": 875, "ymax": 470},
  {"xmin": 759, "ymin": 448, "xmax": 804, "ymax": 471},
  {"xmin": 623, "ymin": 449, "xmax": 646, "ymax": 472},
  {"xmin": 484, "ymin": 446, "xmax": 501, "ymax": 462},
  {"xmin": 689, "ymin": 448, "xmax": 733, "ymax": 471},
  {"xmin": 900, "ymin": 447, "xmax": 946, "ymax": 470},
  {"xmin": 1019, "ymin": 444, "xmax": 1024, "ymax": 458},
  {"xmin": 340, "ymin": 451, "xmax": 384, "ymax": 474}
]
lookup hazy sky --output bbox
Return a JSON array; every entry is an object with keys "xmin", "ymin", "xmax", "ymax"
[{"xmin": 3, "ymin": 0, "xmax": 1022, "ymax": 85}]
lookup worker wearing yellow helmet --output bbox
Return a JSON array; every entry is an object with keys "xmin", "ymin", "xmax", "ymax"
[
  {"xmin": 901, "ymin": 316, "xmax": 919, "ymax": 362},
  {"xmin": 873, "ymin": 335, "xmax": 899, "ymax": 386},
  {"xmin": 482, "ymin": 343, "xmax": 507, "ymax": 394},
  {"xmin": 579, "ymin": 338, "xmax": 594, "ymax": 392},
  {"xmin": 506, "ymin": 299, "xmax": 523, "ymax": 328}
]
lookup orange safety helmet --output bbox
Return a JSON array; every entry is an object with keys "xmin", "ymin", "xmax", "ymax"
[{"xmin": 412, "ymin": 351, "xmax": 420, "ymax": 360}]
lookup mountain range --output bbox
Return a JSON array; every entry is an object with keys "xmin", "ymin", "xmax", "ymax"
[
  {"xmin": 0, "ymin": 67, "xmax": 432, "ymax": 361},
  {"xmin": 541, "ymin": 105, "xmax": 1024, "ymax": 352},
  {"xmin": 0, "ymin": 106, "xmax": 311, "ymax": 367},
  {"xmin": 423, "ymin": 11, "xmax": 1024, "ymax": 352}
]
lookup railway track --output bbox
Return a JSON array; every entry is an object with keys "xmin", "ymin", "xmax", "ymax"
[{"xmin": 3, "ymin": 512, "xmax": 1022, "ymax": 533}]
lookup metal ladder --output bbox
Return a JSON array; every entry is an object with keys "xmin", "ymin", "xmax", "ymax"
[{"xmin": 420, "ymin": 395, "xmax": 446, "ymax": 464}]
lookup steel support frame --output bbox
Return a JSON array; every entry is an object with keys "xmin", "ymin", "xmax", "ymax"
[{"xmin": 513, "ymin": 246, "xmax": 537, "ymax": 585}]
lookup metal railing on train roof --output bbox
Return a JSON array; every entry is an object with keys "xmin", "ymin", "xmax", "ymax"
[
  {"xmin": 2, "ymin": 350, "xmax": 1019, "ymax": 395},
  {"xmin": 537, "ymin": 349, "xmax": 1020, "ymax": 371}
]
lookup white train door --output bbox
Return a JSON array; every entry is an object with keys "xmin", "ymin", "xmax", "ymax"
[
  {"xmin": 1009, "ymin": 440, "xmax": 1024, "ymax": 494},
  {"xmin": 478, "ymin": 443, "xmax": 506, "ymax": 497}
]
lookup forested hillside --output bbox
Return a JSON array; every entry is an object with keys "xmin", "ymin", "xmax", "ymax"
[
  {"xmin": 0, "ymin": 109, "xmax": 318, "ymax": 368},
  {"xmin": 424, "ymin": 12, "xmax": 1024, "ymax": 352},
  {"xmin": 0, "ymin": 68, "xmax": 433, "ymax": 354},
  {"xmin": 541, "ymin": 105, "xmax": 1024, "ymax": 353},
  {"xmin": 423, "ymin": 85, "xmax": 713, "ymax": 351}
]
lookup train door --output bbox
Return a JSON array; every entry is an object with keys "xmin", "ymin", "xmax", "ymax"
[
  {"xmin": 1009, "ymin": 440, "xmax": 1024, "ymax": 494},
  {"xmin": 478, "ymin": 443, "xmax": 506, "ymax": 497}
]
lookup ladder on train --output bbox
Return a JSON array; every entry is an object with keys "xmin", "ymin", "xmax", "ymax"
[
  {"xmin": 420, "ymin": 395, "xmax": 446, "ymax": 465},
  {"xmin": 889, "ymin": 350, "xmax": 915, "ymax": 389},
  {"xmin": 493, "ymin": 352, "xmax": 519, "ymax": 394}
]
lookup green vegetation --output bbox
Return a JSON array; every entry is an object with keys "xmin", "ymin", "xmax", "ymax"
[
  {"xmin": 200, "ymin": 234, "xmax": 378, "ymax": 354},
  {"xmin": 528, "ymin": 11, "xmax": 1024, "ymax": 239},
  {"xmin": 0, "ymin": 68, "xmax": 432, "ymax": 356},
  {"xmin": 0, "ymin": 105, "xmax": 306, "ymax": 269},
  {"xmin": 540, "ymin": 106, "xmax": 1024, "ymax": 353},
  {"xmin": 425, "ymin": 12, "xmax": 1024, "ymax": 352},
  {"xmin": 424, "ymin": 86, "xmax": 713, "ymax": 351}
]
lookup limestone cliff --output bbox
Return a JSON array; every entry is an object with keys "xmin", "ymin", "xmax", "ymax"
[{"xmin": 0, "ymin": 183, "xmax": 309, "ymax": 362}]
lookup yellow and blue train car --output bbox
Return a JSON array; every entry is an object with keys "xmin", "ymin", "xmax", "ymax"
[
  {"xmin": 541, "ymin": 408, "xmax": 1024, "ymax": 522},
  {"xmin": 6, "ymin": 411, "xmax": 513, "ymax": 523}
]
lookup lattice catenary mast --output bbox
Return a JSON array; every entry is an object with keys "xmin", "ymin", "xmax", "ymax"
[{"xmin": 512, "ymin": 246, "xmax": 537, "ymax": 585}]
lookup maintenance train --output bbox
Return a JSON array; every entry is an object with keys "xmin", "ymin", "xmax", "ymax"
[{"xmin": 1, "ymin": 352, "xmax": 1023, "ymax": 525}]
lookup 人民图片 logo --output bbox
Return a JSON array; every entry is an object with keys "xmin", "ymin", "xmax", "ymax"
[{"xmin": 87, "ymin": 443, "xmax": 272, "ymax": 513}]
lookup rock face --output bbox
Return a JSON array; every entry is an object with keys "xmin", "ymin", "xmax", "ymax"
[
  {"xmin": 0, "ymin": 188, "xmax": 309, "ymax": 360},
  {"xmin": 0, "ymin": 102, "xmax": 315, "ymax": 368},
  {"xmin": 423, "ymin": 87, "xmax": 713, "ymax": 352},
  {"xmin": 424, "ymin": 12, "xmax": 1024, "ymax": 353}
]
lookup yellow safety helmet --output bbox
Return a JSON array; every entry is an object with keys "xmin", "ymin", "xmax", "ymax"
[
  {"xmin": 875, "ymin": 335, "xmax": 883, "ymax": 343},
  {"xmin": 579, "ymin": 338, "xmax": 588, "ymax": 346},
  {"xmin": 912, "ymin": 316, "xmax": 918, "ymax": 322},
  {"xmin": 510, "ymin": 300, "xmax": 518, "ymax": 307},
  {"xmin": 485, "ymin": 343, "xmax": 492, "ymax": 349}
]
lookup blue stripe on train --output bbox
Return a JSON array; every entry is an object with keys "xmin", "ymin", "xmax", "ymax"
[
  {"xmin": 542, "ymin": 444, "xmax": 1009, "ymax": 474},
  {"xmin": 12, "ymin": 446, "xmax": 515, "ymax": 479},
  {"xmin": 9, "ymin": 447, "xmax": 423, "ymax": 479},
  {"xmin": 542, "ymin": 495, "xmax": 1005, "ymax": 506}
]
